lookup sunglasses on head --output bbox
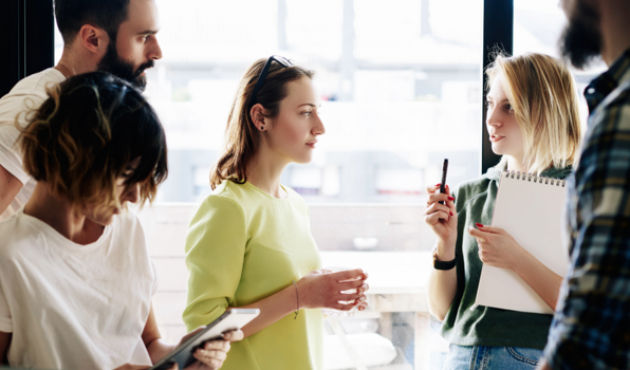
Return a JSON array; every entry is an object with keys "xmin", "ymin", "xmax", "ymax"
[{"xmin": 249, "ymin": 55, "xmax": 293, "ymax": 108}]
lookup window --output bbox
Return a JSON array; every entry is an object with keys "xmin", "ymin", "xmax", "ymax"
[
  {"xmin": 51, "ymin": 1, "xmax": 493, "ymax": 368},
  {"xmin": 53, "ymin": 2, "xmax": 486, "ymax": 206},
  {"xmin": 58, "ymin": 0, "xmax": 485, "ymax": 205},
  {"xmin": 139, "ymin": 2, "xmax": 482, "ymax": 368}
]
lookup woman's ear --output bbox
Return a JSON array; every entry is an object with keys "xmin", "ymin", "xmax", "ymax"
[{"xmin": 250, "ymin": 104, "xmax": 267, "ymax": 132}]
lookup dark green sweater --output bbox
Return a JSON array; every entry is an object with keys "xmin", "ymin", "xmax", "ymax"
[{"xmin": 440, "ymin": 163, "xmax": 573, "ymax": 350}]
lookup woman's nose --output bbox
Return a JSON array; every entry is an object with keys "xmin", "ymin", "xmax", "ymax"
[
  {"xmin": 313, "ymin": 114, "xmax": 325, "ymax": 136},
  {"xmin": 486, "ymin": 107, "xmax": 502, "ymax": 127},
  {"xmin": 124, "ymin": 184, "xmax": 140, "ymax": 204}
]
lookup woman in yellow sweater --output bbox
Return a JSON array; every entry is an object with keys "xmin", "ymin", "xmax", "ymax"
[{"xmin": 182, "ymin": 56, "xmax": 370, "ymax": 370}]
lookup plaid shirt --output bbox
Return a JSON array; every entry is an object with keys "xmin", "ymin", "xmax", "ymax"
[{"xmin": 545, "ymin": 49, "xmax": 630, "ymax": 370}]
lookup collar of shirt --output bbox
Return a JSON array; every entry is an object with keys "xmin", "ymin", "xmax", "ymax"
[{"xmin": 584, "ymin": 47, "xmax": 630, "ymax": 117}]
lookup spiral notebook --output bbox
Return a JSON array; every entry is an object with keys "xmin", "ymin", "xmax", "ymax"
[{"xmin": 474, "ymin": 170, "xmax": 570, "ymax": 314}]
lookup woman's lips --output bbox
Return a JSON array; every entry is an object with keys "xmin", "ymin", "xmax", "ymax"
[
  {"xmin": 490, "ymin": 135, "xmax": 504, "ymax": 143},
  {"xmin": 306, "ymin": 143, "xmax": 316, "ymax": 148}
]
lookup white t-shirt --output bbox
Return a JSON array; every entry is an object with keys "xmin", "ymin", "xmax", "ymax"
[
  {"xmin": 0, "ymin": 208, "xmax": 158, "ymax": 370},
  {"xmin": 0, "ymin": 68, "xmax": 66, "ymax": 222}
]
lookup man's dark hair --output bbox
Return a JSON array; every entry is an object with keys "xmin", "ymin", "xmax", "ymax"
[{"xmin": 54, "ymin": 0, "xmax": 130, "ymax": 45}]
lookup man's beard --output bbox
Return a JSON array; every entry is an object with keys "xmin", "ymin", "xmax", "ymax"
[
  {"xmin": 97, "ymin": 40, "xmax": 153, "ymax": 91},
  {"xmin": 559, "ymin": 0, "xmax": 602, "ymax": 70}
]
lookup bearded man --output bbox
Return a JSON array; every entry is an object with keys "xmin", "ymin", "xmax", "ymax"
[
  {"xmin": 539, "ymin": 1, "xmax": 630, "ymax": 369},
  {"xmin": 0, "ymin": 0, "xmax": 163, "ymax": 221}
]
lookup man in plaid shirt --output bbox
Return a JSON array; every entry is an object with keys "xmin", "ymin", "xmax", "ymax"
[{"xmin": 540, "ymin": 1, "xmax": 630, "ymax": 369}]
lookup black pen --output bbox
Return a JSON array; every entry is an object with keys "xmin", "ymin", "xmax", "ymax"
[{"xmin": 439, "ymin": 159, "xmax": 448, "ymax": 205}]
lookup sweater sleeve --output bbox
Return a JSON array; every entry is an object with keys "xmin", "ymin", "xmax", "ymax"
[{"xmin": 182, "ymin": 195, "xmax": 247, "ymax": 332}]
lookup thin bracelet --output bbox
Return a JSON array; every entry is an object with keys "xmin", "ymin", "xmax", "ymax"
[{"xmin": 292, "ymin": 279, "xmax": 299, "ymax": 319}]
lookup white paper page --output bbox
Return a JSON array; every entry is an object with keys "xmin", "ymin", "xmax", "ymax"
[{"xmin": 474, "ymin": 171, "xmax": 569, "ymax": 314}]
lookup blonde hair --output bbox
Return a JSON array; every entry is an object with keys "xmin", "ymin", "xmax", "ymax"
[{"xmin": 487, "ymin": 52, "xmax": 582, "ymax": 174}]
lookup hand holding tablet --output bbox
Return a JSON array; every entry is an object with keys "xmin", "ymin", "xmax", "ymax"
[
  {"xmin": 150, "ymin": 309, "xmax": 260, "ymax": 370},
  {"xmin": 178, "ymin": 329, "xmax": 243, "ymax": 370}
]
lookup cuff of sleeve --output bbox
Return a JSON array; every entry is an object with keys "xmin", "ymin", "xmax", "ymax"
[
  {"xmin": 0, "ymin": 316, "xmax": 13, "ymax": 333},
  {"xmin": 0, "ymin": 144, "xmax": 31, "ymax": 185},
  {"xmin": 184, "ymin": 304, "xmax": 227, "ymax": 333}
]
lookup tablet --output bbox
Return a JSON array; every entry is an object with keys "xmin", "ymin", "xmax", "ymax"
[{"xmin": 149, "ymin": 308, "xmax": 260, "ymax": 370}]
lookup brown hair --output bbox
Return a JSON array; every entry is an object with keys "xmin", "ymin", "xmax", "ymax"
[
  {"xmin": 486, "ymin": 52, "xmax": 582, "ymax": 174},
  {"xmin": 18, "ymin": 71, "xmax": 168, "ymax": 212},
  {"xmin": 210, "ymin": 58, "xmax": 314, "ymax": 189}
]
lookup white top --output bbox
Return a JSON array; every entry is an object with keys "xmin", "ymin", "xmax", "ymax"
[
  {"xmin": 0, "ymin": 208, "xmax": 158, "ymax": 369},
  {"xmin": 0, "ymin": 68, "xmax": 66, "ymax": 222}
]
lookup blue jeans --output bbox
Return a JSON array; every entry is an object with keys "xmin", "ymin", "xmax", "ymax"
[{"xmin": 442, "ymin": 344, "xmax": 543, "ymax": 370}]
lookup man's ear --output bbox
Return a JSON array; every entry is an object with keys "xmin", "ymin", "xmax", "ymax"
[{"xmin": 78, "ymin": 24, "xmax": 110, "ymax": 55}]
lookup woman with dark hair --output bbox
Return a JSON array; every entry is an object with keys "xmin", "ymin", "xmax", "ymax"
[
  {"xmin": 182, "ymin": 56, "xmax": 370, "ymax": 370},
  {"xmin": 0, "ymin": 72, "xmax": 241, "ymax": 370}
]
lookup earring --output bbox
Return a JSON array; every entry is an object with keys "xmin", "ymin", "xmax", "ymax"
[{"xmin": 260, "ymin": 125, "xmax": 264, "ymax": 131}]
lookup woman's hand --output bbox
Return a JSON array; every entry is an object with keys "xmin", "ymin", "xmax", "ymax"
[
  {"xmin": 181, "ymin": 329, "xmax": 243, "ymax": 370},
  {"xmin": 469, "ymin": 223, "xmax": 563, "ymax": 309},
  {"xmin": 296, "ymin": 269, "xmax": 369, "ymax": 312},
  {"xmin": 468, "ymin": 224, "xmax": 525, "ymax": 270},
  {"xmin": 185, "ymin": 339, "xmax": 232, "ymax": 370},
  {"xmin": 112, "ymin": 331, "xmax": 241, "ymax": 370},
  {"xmin": 424, "ymin": 184, "xmax": 458, "ymax": 247}
]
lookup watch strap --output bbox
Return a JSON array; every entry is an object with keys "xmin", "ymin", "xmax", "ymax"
[{"xmin": 433, "ymin": 249, "xmax": 456, "ymax": 270}]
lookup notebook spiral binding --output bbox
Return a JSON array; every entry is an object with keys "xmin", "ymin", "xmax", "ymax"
[{"xmin": 503, "ymin": 170, "xmax": 566, "ymax": 187}]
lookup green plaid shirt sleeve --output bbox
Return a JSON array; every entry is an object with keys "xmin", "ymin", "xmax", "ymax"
[{"xmin": 544, "ymin": 50, "xmax": 630, "ymax": 370}]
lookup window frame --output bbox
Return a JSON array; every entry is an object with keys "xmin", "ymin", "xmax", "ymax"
[
  {"xmin": 0, "ymin": 0, "xmax": 513, "ymax": 176},
  {"xmin": 0, "ymin": 0, "xmax": 55, "ymax": 97},
  {"xmin": 481, "ymin": 0, "xmax": 513, "ymax": 173}
]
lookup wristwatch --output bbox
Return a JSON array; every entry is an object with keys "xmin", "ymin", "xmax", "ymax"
[{"xmin": 433, "ymin": 248, "xmax": 456, "ymax": 270}]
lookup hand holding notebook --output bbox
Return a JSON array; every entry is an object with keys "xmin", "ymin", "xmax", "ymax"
[
  {"xmin": 470, "ymin": 224, "xmax": 532, "ymax": 270},
  {"xmin": 474, "ymin": 170, "xmax": 570, "ymax": 314}
]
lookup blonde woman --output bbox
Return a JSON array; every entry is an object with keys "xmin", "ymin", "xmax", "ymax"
[
  {"xmin": 182, "ymin": 56, "xmax": 370, "ymax": 370},
  {"xmin": 424, "ymin": 53, "xmax": 582, "ymax": 370}
]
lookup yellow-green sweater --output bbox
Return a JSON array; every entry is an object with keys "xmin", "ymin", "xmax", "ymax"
[{"xmin": 183, "ymin": 180, "xmax": 323, "ymax": 370}]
